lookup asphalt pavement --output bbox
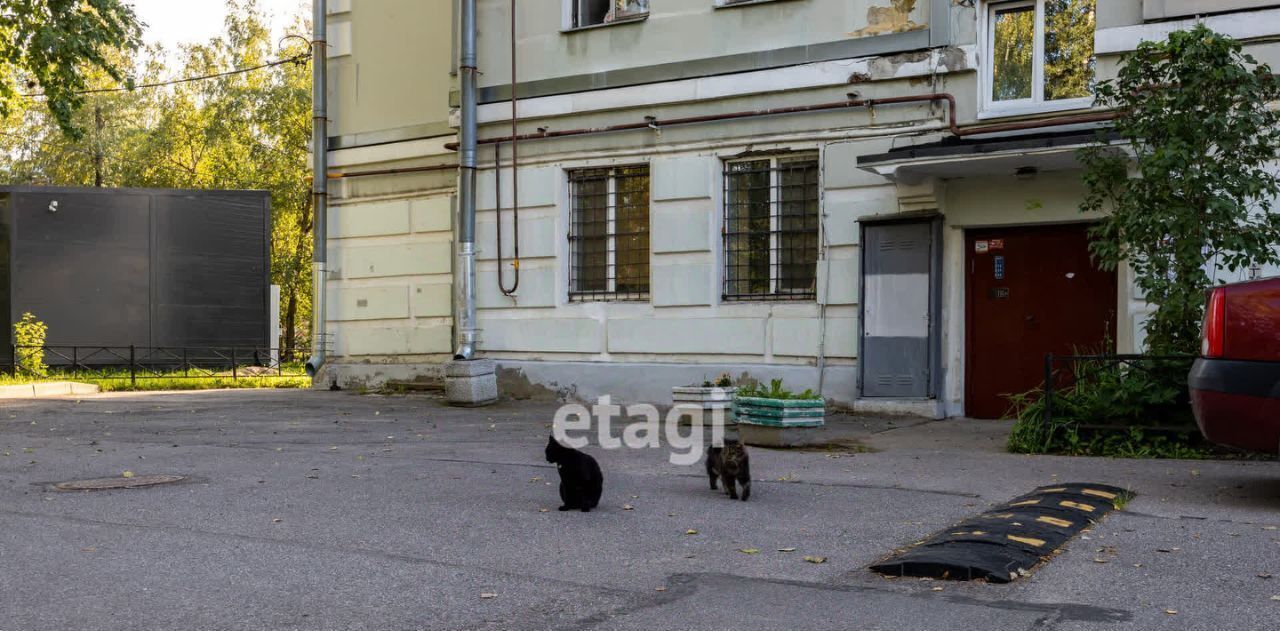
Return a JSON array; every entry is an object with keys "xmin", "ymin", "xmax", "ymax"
[{"xmin": 1, "ymin": 390, "xmax": 1277, "ymax": 630}]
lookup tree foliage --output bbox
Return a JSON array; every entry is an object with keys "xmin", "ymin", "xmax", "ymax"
[
  {"xmin": 0, "ymin": 0, "xmax": 313, "ymax": 356},
  {"xmin": 1080, "ymin": 25, "xmax": 1280, "ymax": 355},
  {"xmin": 0, "ymin": 0, "xmax": 142, "ymax": 138}
]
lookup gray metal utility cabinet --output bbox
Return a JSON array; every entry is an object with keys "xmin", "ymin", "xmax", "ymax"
[{"xmin": 0, "ymin": 186, "xmax": 271, "ymax": 362}]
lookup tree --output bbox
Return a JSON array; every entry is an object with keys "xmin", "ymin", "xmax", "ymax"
[
  {"xmin": 0, "ymin": 0, "xmax": 142, "ymax": 139},
  {"xmin": 1080, "ymin": 24, "xmax": 1280, "ymax": 355},
  {"xmin": 0, "ymin": 0, "xmax": 313, "ymax": 358}
]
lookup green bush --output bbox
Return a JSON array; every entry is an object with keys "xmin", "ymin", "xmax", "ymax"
[
  {"xmin": 1006, "ymin": 356, "xmax": 1204, "ymax": 458},
  {"xmin": 13, "ymin": 312, "xmax": 48, "ymax": 377}
]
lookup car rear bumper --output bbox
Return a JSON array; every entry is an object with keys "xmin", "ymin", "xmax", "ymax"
[{"xmin": 1188, "ymin": 358, "xmax": 1280, "ymax": 453}]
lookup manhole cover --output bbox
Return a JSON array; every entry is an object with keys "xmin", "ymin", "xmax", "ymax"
[{"xmin": 55, "ymin": 474, "xmax": 186, "ymax": 491}]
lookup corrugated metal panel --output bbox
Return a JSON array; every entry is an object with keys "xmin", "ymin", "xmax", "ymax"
[{"xmin": 1, "ymin": 187, "xmax": 269, "ymax": 359}]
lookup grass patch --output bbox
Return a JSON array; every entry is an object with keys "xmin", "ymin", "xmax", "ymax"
[{"xmin": 0, "ymin": 366, "xmax": 309, "ymax": 391}]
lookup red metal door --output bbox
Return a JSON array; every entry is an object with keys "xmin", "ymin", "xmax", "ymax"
[{"xmin": 965, "ymin": 224, "xmax": 1117, "ymax": 419}]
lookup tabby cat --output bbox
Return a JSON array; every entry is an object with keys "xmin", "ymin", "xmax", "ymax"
[{"xmin": 706, "ymin": 439, "xmax": 751, "ymax": 501}]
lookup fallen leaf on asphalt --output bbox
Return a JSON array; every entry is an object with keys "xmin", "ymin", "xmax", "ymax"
[
  {"xmin": 480, "ymin": 592, "xmax": 497, "ymax": 599},
  {"xmin": 622, "ymin": 504, "xmax": 634, "ymax": 511},
  {"xmin": 1258, "ymin": 573, "xmax": 1273, "ymax": 579},
  {"xmin": 275, "ymin": 448, "xmax": 283, "ymax": 452},
  {"xmin": 1092, "ymin": 559, "xmax": 1109, "ymax": 564},
  {"xmin": 738, "ymin": 548, "xmax": 760, "ymax": 555},
  {"xmin": 539, "ymin": 508, "xmax": 549, "ymax": 513},
  {"xmin": 655, "ymin": 586, "xmax": 667, "ymax": 592},
  {"xmin": 272, "ymin": 518, "xmax": 282, "ymax": 523},
  {"xmin": 1165, "ymin": 609, "xmax": 1178, "ymax": 615},
  {"xmin": 1263, "ymin": 526, "xmax": 1277, "ymax": 531},
  {"xmin": 122, "ymin": 471, "xmax": 134, "ymax": 478},
  {"xmin": 1270, "ymin": 595, "xmax": 1280, "ymax": 601},
  {"xmin": 803, "ymin": 556, "xmax": 827, "ymax": 564},
  {"xmin": 1189, "ymin": 469, "xmax": 1200, "ymax": 477},
  {"xmin": 931, "ymin": 586, "xmax": 943, "ymax": 592},
  {"xmin": 530, "ymin": 476, "xmax": 542, "ymax": 482},
  {"xmin": 686, "ymin": 529, "xmax": 699, "ymax": 535},
  {"xmin": 328, "ymin": 446, "xmax": 337, "ymax": 451},
  {"xmin": 81, "ymin": 547, "xmax": 96, "ymax": 552},
  {"xmin": 777, "ymin": 548, "xmax": 796, "ymax": 552}
]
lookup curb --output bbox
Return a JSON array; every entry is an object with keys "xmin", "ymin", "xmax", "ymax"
[{"xmin": 0, "ymin": 381, "xmax": 101, "ymax": 399}]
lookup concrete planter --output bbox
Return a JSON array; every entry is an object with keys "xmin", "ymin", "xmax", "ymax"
[
  {"xmin": 671, "ymin": 386, "xmax": 736, "ymax": 426},
  {"xmin": 733, "ymin": 395, "xmax": 825, "ymax": 447}
]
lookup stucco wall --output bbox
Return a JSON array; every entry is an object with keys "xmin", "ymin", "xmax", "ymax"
[
  {"xmin": 478, "ymin": 0, "xmax": 934, "ymax": 91},
  {"xmin": 326, "ymin": 0, "xmax": 454, "ymax": 143}
]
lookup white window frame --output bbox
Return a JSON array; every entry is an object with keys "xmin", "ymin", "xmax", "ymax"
[
  {"xmin": 566, "ymin": 164, "xmax": 651, "ymax": 302},
  {"xmin": 721, "ymin": 153, "xmax": 820, "ymax": 301},
  {"xmin": 979, "ymin": 0, "xmax": 1095, "ymax": 118}
]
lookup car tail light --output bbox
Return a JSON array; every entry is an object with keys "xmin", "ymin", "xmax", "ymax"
[{"xmin": 1202, "ymin": 287, "xmax": 1226, "ymax": 358}]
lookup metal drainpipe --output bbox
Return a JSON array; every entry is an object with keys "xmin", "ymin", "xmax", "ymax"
[
  {"xmin": 305, "ymin": 0, "xmax": 329, "ymax": 379},
  {"xmin": 454, "ymin": 0, "xmax": 479, "ymax": 360}
]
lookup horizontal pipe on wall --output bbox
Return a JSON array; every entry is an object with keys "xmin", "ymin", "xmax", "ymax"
[{"xmin": 327, "ymin": 164, "xmax": 460, "ymax": 179}]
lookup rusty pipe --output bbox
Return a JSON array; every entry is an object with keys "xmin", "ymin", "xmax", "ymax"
[
  {"xmin": 327, "ymin": 164, "xmax": 459, "ymax": 179},
  {"xmin": 446, "ymin": 93, "xmax": 961, "ymax": 149},
  {"xmin": 497, "ymin": 0, "xmax": 520, "ymax": 296},
  {"xmin": 955, "ymin": 111, "xmax": 1120, "ymax": 137}
]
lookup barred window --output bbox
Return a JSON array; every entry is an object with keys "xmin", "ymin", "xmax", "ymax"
[
  {"xmin": 568, "ymin": 165, "xmax": 651, "ymax": 301},
  {"xmin": 722, "ymin": 154, "xmax": 819, "ymax": 301}
]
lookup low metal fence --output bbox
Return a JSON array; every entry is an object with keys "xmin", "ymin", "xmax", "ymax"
[
  {"xmin": 1041, "ymin": 353, "xmax": 1198, "ymax": 431},
  {"xmin": 4, "ymin": 344, "xmax": 311, "ymax": 385}
]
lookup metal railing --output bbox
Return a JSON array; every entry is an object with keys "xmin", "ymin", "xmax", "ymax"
[
  {"xmin": 4, "ymin": 344, "xmax": 311, "ymax": 385},
  {"xmin": 1042, "ymin": 353, "xmax": 1197, "ymax": 430}
]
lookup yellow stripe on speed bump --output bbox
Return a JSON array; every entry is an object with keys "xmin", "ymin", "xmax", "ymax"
[
  {"xmin": 1010, "ymin": 500, "xmax": 1041, "ymax": 507},
  {"xmin": 1037, "ymin": 516, "xmax": 1073, "ymax": 528},
  {"xmin": 1082, "ymin": 489, "xmax": 1118, "ymax": 500},
  {"xmin": 1007, "ymin": 535, "xmax": 1046, "ymax": 547},
  {"xmin": 1060, "ymin": 500, "xmax": 1096, "ymax": 512}
]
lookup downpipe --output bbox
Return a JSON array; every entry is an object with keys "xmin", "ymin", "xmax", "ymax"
[
  {"xmin": 306, "ymin": 0, "xmax": 329, "ymax": 379},
  {"xmin": 454, "ymin": 0, "xmax": 479, "ymax": 360}
]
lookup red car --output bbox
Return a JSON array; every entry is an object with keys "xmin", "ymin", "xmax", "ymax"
[{"xmin": 1188, "ymin": 277, "xmax": 1280, "ymax": 453}]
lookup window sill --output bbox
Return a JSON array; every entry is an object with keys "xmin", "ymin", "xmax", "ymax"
[
  {"xmin": 561, "ymin": 13, "xmax": 648, "ymax": 33},
  {"xmin": 721, "ymin": 296, "xmax": 817, "ymax": 303},
  {"xmin": 714, "ymin": 0, "xmax": 803, "ymax": 9},
  {"xmin": 568, "ymin": 296, "xmax": 652, "ymax": 303},
  {"xmin": 978, "ymin": 98, "xmax": 1096, "ymax": 120}
]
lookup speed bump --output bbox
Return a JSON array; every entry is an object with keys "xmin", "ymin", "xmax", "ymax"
[{"xmin": 870, "ymin": 483, "xmax": 1131, "ymax": 583}]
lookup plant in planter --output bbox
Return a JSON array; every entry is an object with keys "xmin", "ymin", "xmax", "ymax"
[
  {"xmin": 672, "ymin": 373, "xmax": 736, "ymax": 426},
  {"xmin": 733, "ymin": 379, "xmax": 825, "ymax": 447}
]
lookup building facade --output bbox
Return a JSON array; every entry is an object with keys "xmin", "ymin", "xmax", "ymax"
[{"xmin": 323, "ymin": 0, "xmax": 1280, "ymax": 418}]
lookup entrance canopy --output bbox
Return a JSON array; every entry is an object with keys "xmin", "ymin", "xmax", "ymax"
[{"xmin": 857, "ymin": 128, "xmax": 1124, "ymax": 183}]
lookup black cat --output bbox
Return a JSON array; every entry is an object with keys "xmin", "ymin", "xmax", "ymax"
[
  {"xmin": 706, "ymin": 440, "xmax": 751, "ymax": 501},
  {"xmin": 545, "ymin": 435, "xmax": 603, "ymax": 512}
]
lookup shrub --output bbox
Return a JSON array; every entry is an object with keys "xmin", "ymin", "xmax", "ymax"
[
  {"xmin": 1006, "ymin": 356, "xmax": 1203, "ymax": 458},
  {"xmin": 13, "ymin": 312, "xmax": 48, "ymax": 377}
]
